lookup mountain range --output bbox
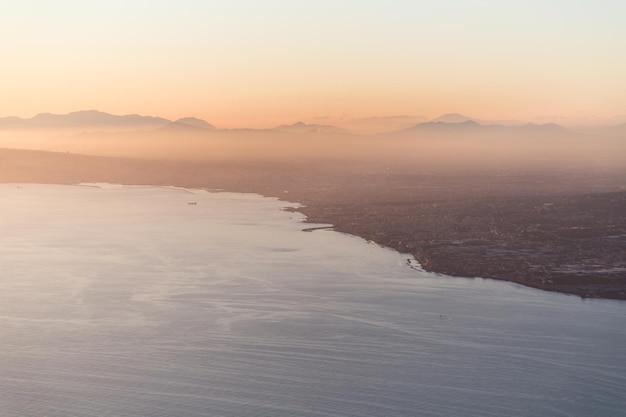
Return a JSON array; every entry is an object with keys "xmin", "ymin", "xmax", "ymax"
[
  {"xmin": 1, "ymin": 110, "xmax": 624, "ymax": 137},
  {"xmin": 273, "ymin": 122, "xmax": 349, "ymax": 134},
  {"xmin": 431, "ymin": 113, "xmax": 527, "ymax": 126},
  {"xmin": 0, "ymin": 110, "xmax": 171, "ymax": 129},
  {"xmin": 400, "ymin": 119, "xmax": 567, "ymax": 135}
]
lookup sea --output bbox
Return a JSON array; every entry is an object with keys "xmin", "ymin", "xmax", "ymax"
[{"xmin": 1, "ymin": 183, "xmax": 625, "ymax": 417}]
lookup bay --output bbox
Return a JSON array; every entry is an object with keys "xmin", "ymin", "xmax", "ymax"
[{"xmin": 1, "ymin": 184, "xmax": 624, "ymax": 417}]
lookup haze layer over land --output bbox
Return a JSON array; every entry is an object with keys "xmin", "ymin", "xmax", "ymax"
[{"xmin": 1, "ymin": 110, "xmax": 624, "ymax": 173}]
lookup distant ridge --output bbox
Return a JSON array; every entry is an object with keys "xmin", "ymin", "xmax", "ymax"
[
  {"xmin": 397, "ymin": 120, "xmax": 567, "ymax": 135},
  {"xmin": 0, "ymin": 110, "xmax": 171, "ymax": 129},
  {"xmin": 431, "ymin": 113, "xmax": 526, "ymax": 126},
  {"xmin": 405, "ymin": 120, "xmax": 483, "ymax": 131},
  {"xmin": 432, "ymin": 113, "xmax": 476, "ymax": 124},
  {"xmin": 308, "ymin": 115, "xmax": 429, "ymax": 134},
  {"xmin": 172, "ymin": 117, "xmax": 216, "ymax": 129},
  {"xmin": 0, "ymin": 110, "xmax": 589, "ymax": 134},
  {"xmin": 155, "ymin": 117, "xmax": 215, "ymax": 133},
  {"xmin": 274, "ymin": 122, "xmax": 348, "ymax": 134}
]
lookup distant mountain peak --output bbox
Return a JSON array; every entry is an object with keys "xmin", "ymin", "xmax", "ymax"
[
  {"xmin": 274, "ymin": 122, "xmax": 348, "ymax": 134},
  {"xmin": 69, "ymin": 109, "xmax": 110, "ymax": 116},
  {"xmin": 8, "ymin": 110, "xmax": 171, "ymax": 129},
  {"xmin": 432, "ymin": 113, "xmax": 476, "ymax": 123},
  {"xmin": 408, "ymin": 120, "xmax": 482, "ymax": 131},
  {"xmin": 174, "ymin": 117, "xmax": 216, "ymax": 129}
]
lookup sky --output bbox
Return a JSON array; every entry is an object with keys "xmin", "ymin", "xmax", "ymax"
[{"xmin": 1, "ymin": 0, "xmax": 625, "ymax": 127}]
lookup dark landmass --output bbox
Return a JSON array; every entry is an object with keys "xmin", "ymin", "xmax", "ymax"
[
  {"xmin": 2, "ymin": 147, "xmax": 625, "ymax": 300},
  {"xmin": 298, "ymin": 190, "xmax": 626, "ymax": 300}
]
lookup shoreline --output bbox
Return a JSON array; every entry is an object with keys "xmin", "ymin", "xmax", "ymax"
[
  {"xmin": 9, "ymin": 179, "xmax": 626, "ymax": 300},
  {"xmin": 292, "ymin": 194, "xmax": 626, "ymax": 301},
  {"xmin": 1, "ymin": 148, "xmax": 624, "ymax": 300}
]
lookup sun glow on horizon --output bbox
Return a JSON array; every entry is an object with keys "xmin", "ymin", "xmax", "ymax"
[{"xmin": 1, "ymin": 1, "xmax": 625, "ymax": 127}]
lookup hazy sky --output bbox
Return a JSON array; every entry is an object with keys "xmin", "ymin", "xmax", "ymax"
[{"xmin": 2, "ymin": 1, "xmax": 625, "ymax": 127}]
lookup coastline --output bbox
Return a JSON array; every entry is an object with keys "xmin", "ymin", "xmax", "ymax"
[
  {"xmin": 1, "ymin": 148, "xmax": 625, "ymax": 300},
  {"xmin": 291, "ymin": 193, "xmax": 626, "ymax": 300}
]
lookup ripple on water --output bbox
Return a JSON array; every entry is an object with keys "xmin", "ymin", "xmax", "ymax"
[{"xmin": 0, "ymin": 183, "xmax": 625, "ymax": 417}]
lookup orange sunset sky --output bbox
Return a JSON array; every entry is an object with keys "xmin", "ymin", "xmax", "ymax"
[{"xmin": 1, "ymin": 1, "xmax": 625, "ymax": 128}]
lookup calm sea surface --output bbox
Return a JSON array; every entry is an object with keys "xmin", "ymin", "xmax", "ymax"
[{"xmin": 1, "ymin": 184, "xmax": 625, "ymax": 417}]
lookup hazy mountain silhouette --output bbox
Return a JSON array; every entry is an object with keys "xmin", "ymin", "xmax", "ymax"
[
  {"xmin": 308, "ymin": 115, "xmax": 429, "ymax": 134},
  {"xmin": 432, "ymin": 113, "xmax": 476, "ymax": 124},
  {"xmin": 0, "ymin": 109, "xmax": 621, "ymax": 175},
  {"xmin": 530, "ymin": 115, "xmax": 626, "ymax": 126},
  {"xmin": 0, "ymin": 116, "xmax": 23, "ymax": 126},
  {"xmin": 174, "ymin": 117, "xmax": 216, "ymax": 129},
  {"xmin": 0, "ymin": 110, "xmax": 620, "ymax": 135},
  {"xmin": 0, "ymin": 110, "xmax": 171, "ymax": 129},
  {"xmin": 403, "ymin": 120, "xmax": 484, "ymax": 132},
  {"xmin": 400, "ymin": 120, "xmax": 566, "ymax": 135},
  {"xmin": 432, "ymin": 113, "xmax": 526, "ymax": 126},
  {"xmin": 157, "ymin": 118, "xmax": 216, "ymax": 133},
  {"xmin": 274, "ymin": 122, "xmax": 349, "ymax": 134}
]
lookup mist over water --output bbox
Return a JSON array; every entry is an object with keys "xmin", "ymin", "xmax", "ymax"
[{"xmin": 1, "ymin": 184, "xmax": 625, "ymax": 417}]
